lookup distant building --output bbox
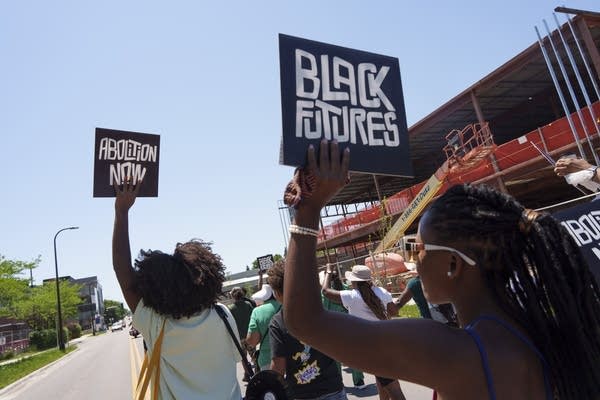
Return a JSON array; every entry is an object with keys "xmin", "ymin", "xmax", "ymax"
[
  {"xmin": 0, "ymin": 317, "xmax": 29, "ymax": 356},
  {"xmin": 43, "ymin": 275, "xmax": 105, "ymax": 331},
  {"xmin": 222, "ymin": 269, "xmax": 262, "ymax": 302}
]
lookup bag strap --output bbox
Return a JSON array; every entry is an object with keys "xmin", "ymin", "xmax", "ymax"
[
  {"xmin": 256, "ymin": 303, "xmax": 280, "ymax": 352},
  {"xmin": 214, "ymin": 304, "xmax": 255, "ymax": 378},
  {"xmin": 136, "ymin": 319, "xmax": 166, "ymax": 400}
]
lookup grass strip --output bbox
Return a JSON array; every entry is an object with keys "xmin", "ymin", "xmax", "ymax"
[
  {"xmin": 0, "ymin": 347, "xmax": 76, "ymax": 389},
  {"xmin": 396, "ymin": 303, "xmax": 421, "ymax": 319}
]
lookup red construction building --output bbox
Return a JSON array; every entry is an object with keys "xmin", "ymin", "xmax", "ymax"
[{"xmin": 279, "ymin": 9, "xmax": 600, "ymax": 290}]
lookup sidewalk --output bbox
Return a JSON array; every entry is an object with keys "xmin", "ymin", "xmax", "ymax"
[
  {"xmin": 235, "ymin": 359, "xmax": 432, "ymax": 399},
  {"xmin": 0, "ymin": 334, "xmax": 89, "ymax": 367}
]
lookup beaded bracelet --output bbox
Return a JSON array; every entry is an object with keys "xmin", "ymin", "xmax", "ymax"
[{"xmin": 289, "ymin": 224, "xmax": 319, "ymax": 237}]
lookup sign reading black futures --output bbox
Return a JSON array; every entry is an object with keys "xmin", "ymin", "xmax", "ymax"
[
  {"xmin": 93, "ymin": 128, "xmax": 160, "ymax": 197},
  {"xmin": 279, "ymin": 34, "xmax": 412, "ymax": 177}
]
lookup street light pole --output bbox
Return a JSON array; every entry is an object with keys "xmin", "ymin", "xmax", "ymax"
[
  {"xmin": 88, "ymin": 283, "xmax": 96, "ymax": 336},
  {"xmin": 53, "ymin": 226, "xmax": 79, "ymax": 351}
]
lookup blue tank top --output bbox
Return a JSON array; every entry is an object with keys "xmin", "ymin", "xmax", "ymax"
[{"xmin": 464, "ymin": 315, "xmax": 553, "ymax": 400}]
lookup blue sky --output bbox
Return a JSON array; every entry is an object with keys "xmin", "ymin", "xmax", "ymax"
[{"xmin": 1, "ymin": 1, "xmax": 597, "ymax": 304}]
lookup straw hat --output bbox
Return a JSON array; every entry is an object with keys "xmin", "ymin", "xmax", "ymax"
[{"xmin": 344, "ymin": 265, "xmax": 372, "ymax": 282}]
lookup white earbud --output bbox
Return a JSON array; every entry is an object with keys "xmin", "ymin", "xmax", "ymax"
[{"xmin": 447, "ymin": 271, "xmax": 452, "ymax": 277}]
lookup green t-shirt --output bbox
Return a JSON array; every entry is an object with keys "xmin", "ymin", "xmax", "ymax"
[
  {"xmin": 407, "ymin": 277, "xmax": 432, "ymax": 319},
  {"xmin": 321, "ymin": 281, "xmax": 348, "ymax": 313},
  {"xmin": 247, "ymin": 298, "xmax": 281, "ymax": 368},
  {"xmin": 321, "ymin": 294, "xmax": 347, "ymax": 313},
  {"xmin": 228, "ymin": 299, "xmax": 254, "ymax": 338}
]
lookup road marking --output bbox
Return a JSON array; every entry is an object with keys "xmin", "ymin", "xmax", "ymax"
[{"xmin": 129, "ymin": 337, "xmax": 138, "ymax": 399}]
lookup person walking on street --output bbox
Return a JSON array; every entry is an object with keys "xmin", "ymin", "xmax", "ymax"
[
  {"xmin": 283, "ymin": 139, "xmax": 600, "ymax": 400},
  {"xmin": 322, "ymin": 264, "xmax": 406, "ymax": 400},
  {"xmin": 112, "ymin": 179, "xmax": 241, "ymax": 399}
]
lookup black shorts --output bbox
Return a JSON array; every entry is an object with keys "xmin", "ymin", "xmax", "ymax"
[{"xmin": 375, "ymin": 375, "xmax": 395, "ymax": 387}]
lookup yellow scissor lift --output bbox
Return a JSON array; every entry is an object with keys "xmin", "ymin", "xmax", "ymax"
[{"xmin": 370, "ymin": 122, "xmax": 495, "ymax": 293}]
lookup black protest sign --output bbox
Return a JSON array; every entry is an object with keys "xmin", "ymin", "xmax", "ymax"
[
  {"xmin": 279, "ymin": 34, "xmax": 412, "ymax": 177},
  {"xmin": 553, "ymin": 200, "xmax": 600, "ymax": 285},
  {"xmin": 93, "ymin": 128, "xmax": 160, "ymax": 197},
  {"xmin": 257, "ymin": 254, "xmax": 274, "ymax": 272}
]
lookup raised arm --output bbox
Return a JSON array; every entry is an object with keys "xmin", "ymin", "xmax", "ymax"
[
  {"xmin": 394, "ymin": 286, "xmax": 414, "ymax": 309},
  {"xmin": 321, "ymin": 263, "xmax": 342, "ymax": 304},
  {"xmin": 283, "ymin": 140, "xmax": 477, "ymax": 393},
  {"xmin": 112, "ymin": 179, "xmax": 142, "ymax": 312}
]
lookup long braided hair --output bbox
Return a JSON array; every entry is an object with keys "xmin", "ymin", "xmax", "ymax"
[
  {"xmin": 426, "ymin": 184, "xmax": 600, "ymax": 399},
  {"xmin": 356, "ymin": 281, "xmax": 388, "ymax": 321}
]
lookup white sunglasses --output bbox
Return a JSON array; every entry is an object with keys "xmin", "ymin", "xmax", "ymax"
[{"xmin": 409, "ymin": 242, "xmax": 476, "ymax": 266}]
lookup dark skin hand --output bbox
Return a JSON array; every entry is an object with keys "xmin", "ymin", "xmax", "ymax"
[
  {"xmin": 554, "ymin": 157, "xmax": 599, "ymax": 182},
  {"xmin": 321, "ymin": 263, "xmax": 342, "ymax": 304},
  {"xmin": 283, "ymin": 140, "xmax": 546, "ymax": 399},
  {"xmin": 112, "ymin": 178, "xmax": 142, "ymax": 313}
]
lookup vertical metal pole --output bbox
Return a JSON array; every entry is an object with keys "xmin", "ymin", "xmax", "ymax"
[
  {"xmin": 372, "ymin": 175, "xmax": 383, "ymax": 204},
  {"xmin": 535, "ymin": 26, "xmax": 586, "ymax": 158},
  {"xmin": 52, "ymin": 226, "xmax": 78, "ymax": 351},
  {"xmin": 318, "ymin": 215, "xmax": 331, "ymax": 264},
  {"xmin": 277, "ymin": 201, "xmax": 289, "ymax": 252},
  {"xmin": 470, "ymin": 90, "xmax": 508, "ymax": 193},
  {"xmin": 537, "ymin": 127, "xmax": 550, "ymax": 153},
  {"xmin": 546, "ymin": 18, "xmax": 599, "ymax": 165},
  {"xmin": 564, "ymin": 14, "xmax": 600, "ymax": 100},
  {"xmin": 53, "ymin": 234, "xmax": 65, "ymax": 352},
  {"xmin": 568, "ymin": 15, "xmax": 600, "ymax": 99},
  {"xmin": 88, "ymin": 284, "xmax": 96, "ymax": 336}
]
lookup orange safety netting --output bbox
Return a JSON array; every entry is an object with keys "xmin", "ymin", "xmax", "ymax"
[{"xmin": 317, "ymin": 101, "xmax": 600, "ymax": 244}]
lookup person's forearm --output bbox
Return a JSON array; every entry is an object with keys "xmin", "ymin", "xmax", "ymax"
[
  {"xmin": 321, "ymin": 270, "xmax": 332, "ymax": 291},
  {"xmin": 113, "ymin": 210, "xmax": 132, "ymax": 273},
  {"xmin": 112, "ymin": 209, "xmax": 140, "ymax": 311},
  {"xmin": 394, "ymin": 290, "xmax": 413, "ymax": 309},
  {"xmin": 284, "ymin": 207, "xmax": 323, "ymax": 339}
]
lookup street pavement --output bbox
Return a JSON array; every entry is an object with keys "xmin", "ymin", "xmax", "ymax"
[
  {"xmin": 235, "ymin": 357, "xmax": 433, "ymax": 400},
  {"xmin": 0, "ymin": 329, "xmax": 133, "ymax": 400},
  {"xmin": 0, "ymin": 331, "xmax": 433, "ymax": 400}
]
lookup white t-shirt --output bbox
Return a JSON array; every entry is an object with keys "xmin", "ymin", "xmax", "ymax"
[
  {"xmin": 339, "ymin": 286, "xmax": 393, "ymax": 321},
  {"xmin": 133, "ymin": 300, "xmax": 242, "ymax": 400}
]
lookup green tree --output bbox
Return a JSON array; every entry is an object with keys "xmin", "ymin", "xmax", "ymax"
[
  {"xmin": 103, "ymin": 299, "xmax": 127, "ymax": 324},
  {"xmin": 0, "ymin": 255, "xmax": 39, "ymax": 318},
  {"xmin": 251, "ymin": 254, "xmax": 283, "ymax": 270},
  {"xmin": 16, "ymin": 280, "xmax": 83, "ymax": 331}
]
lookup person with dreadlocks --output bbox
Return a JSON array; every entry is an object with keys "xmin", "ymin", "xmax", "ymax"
[
  {"xmin": 321, "ymin": 264, "xmax": 406, "ymax": 400},
  {"xmin": 283, "ymin": 139, "xmax": 600, "ymax": 400},
  {"xmin": 112, "ymin": 179, "xmax": 241, "ymax": 399}
]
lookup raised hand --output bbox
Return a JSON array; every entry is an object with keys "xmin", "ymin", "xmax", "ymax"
[
  {"xmin": 114, "ymin": 177, "xmax": 142, "ymax": 213},
  {"xmin": 300, "ymin": 139, "xmax": 350, "ymax": 213},
  {"xmin": 554, "ymin": 157, "xmax": 592, "ymax": 176}
]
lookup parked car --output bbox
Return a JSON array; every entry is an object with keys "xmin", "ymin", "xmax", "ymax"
[{"xmin": 110, "ymin": 321, "xmax": 124, "ymax": 332}]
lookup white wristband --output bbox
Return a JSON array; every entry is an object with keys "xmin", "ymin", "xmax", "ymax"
[{"xmin": 289, "ymin": 224, "xmax": 319, "ymax": 237}]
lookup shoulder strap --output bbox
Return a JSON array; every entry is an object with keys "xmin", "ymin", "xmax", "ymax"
[
  {"xmin": 469, "ymin": 315, "xmax": 553, "ymax": 400},
  {"xmin": 464, "ymin": 327, "xmax": 497, "ymax": 400},
  {"xmin": 214, "ymin": 304, "xmax": 255, "ymax": 378},
  {"xmin": 259, "ymin": 303, "xmax": 282, "ymax": 347},
  {"xmin": 136, "ymin": 319, "xmax": 166, "ymax": 400}
]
